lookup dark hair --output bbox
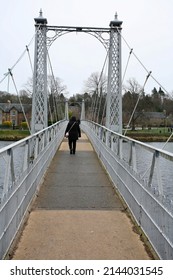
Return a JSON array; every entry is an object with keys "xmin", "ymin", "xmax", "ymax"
[{"xmin": 70, "ymin": 116, "xmax": 76, "ymax": 121}]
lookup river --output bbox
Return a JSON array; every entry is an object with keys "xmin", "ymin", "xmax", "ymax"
[{"xmin": 0, "ymin": 140, "xmax": 15, "ymax": 149}]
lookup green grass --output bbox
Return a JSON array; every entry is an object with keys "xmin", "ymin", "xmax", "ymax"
[
  {"xmin": 124, "ymin": 127, "xmax": 173, "ymax": 142},
  {"xmin": 0, "ymin": 127, "xmax": 172, "ymax": 142},
  {"xmin": 125, "ymin": 127, "xmax": 171, "ymax": 135},
  {"xmin": 0, "ymin": 129, "xmax": 30, "ymax": 140}
]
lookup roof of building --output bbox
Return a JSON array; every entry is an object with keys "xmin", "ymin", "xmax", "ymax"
[
  {"xmin": 0, "ymin": 103, "xmax": 32, "ymax": 113},
  {"xmin": 142, "ymin": 112, "xmax": 165, "ymax": 119}
]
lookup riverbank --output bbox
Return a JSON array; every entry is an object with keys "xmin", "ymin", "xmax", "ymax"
[
  {"xmin": 0, "ymin": 129, "xmax": 172, "ymax": 142},
  {"xmin": 126, "ymin": 133, "xmax": 173, "ymax": 142},
  {"xmin": 0, "ymin": 130, "xmax": 30, "ymax": 141},
  {"xmin": 125, "ymin": 128, "xmax": 173, "ymax": 142}
]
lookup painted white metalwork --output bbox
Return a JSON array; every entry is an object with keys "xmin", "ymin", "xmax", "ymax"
[
  {"xmin": 81, "ymin": 120, "xmax": 173, "ymax": 260},
  {"xmin": 65, "ymin": 99, "xmax": 69, "ymax": 120},
  {"xmin": 106, "ymin": 14, "xmax": 123, "ymax": 134},
  {"xmin": 46, "ymin": 26, "xmax": 110, "ymax": 51},
  {"xmin": 32, "ymin": 12, "xmax": 123, "ymax": 134},
  {"xmin": 31, "ymin": 11, "xmax": 48, "ymax": 134},
  {"xmin": 0, "ymin": 120, "xmax": 67, "ymax": 259},
  {"xmin": 81, "ymin": 99, "xmax": 85, "ymax": 120}
]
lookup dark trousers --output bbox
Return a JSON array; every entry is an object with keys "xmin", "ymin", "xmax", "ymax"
[{"xmin": 68, "ymin": 138, "xmax": 76, "ymax": 154}]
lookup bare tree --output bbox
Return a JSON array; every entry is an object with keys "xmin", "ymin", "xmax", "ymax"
[
  {"xmin": 23, "ymin": 77, "xmax": 33, "ymax": 96},
  {"xmin": 23, "ymin": 76, "xmax": 67, "ymax": 122},
  {"xmin": 23, "ymin": 76, "xmax": 67, "ymax": 97},
  {"xmin": 123, "ymin": 78, "xmax": 143, "ymax": 130},
  {"xmin": 47, "ymin": 76, "xmax": 67, "ymax": 97},
  {"xmin": 19, "ymin": 90, "xmax": 32, "ymax": 104},
  {"xmin": 123, "ymin": 78, "xmax": 142, "ymax": 95},
  {"xmin": 47, "ymin": 75, "xmax": 67, "ymax": 122},
  {"xmin": 84, "ymin": 72, "xmax": 107, "ymax": 95},
  {"xmin": 84, "ymin": 72, "xmax": 107, "ymax": 123}
]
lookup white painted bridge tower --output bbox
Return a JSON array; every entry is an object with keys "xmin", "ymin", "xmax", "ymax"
[
  {"xmin": 106, "ymin": 13, "xmax": 123, "ymax": 134},
  {"xmin": 31, "ymin": 10, "xmax": 48, "ymax": 134}
]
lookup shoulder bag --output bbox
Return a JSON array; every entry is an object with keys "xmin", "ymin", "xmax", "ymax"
[{"xmin": 65, "ymin": 122, "xmax": 76, "ymax": 137}]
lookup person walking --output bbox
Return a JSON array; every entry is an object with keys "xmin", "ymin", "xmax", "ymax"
[{"xmin": 65, "ymin": 116, "xmax": 81, "ymax": 154}]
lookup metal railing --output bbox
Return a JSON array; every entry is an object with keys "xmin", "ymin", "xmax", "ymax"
[
  {"xmin": 0, "ymin": 120, "xmax": 67, "ymax": 259},
  {"xmin": 81, "ymin": 120, "xmax": 173, "ymax": 260}
]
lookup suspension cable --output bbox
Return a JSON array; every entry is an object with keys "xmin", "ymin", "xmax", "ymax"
[
  {"xmin": 47, "ymin": 56, "xmax": 57, "ymax": 124},
  {"xmin": 118, "ymin": 30, "xmax": 170, "ymax": 96},
  {"xmin": 47, "ymin": 93, "xmax": 54, "ymax": 124},
  {"xmin": 0, "ymin": 32, "xmax": 35, "ymax": 85},
  {"xmin": 90, "ymin": 86, "xmax": 98, "ymax": 121},
  {"xmin": 122, "ymin": 48, "xmax": 133, "ymax": 84},
  {"xmin": 47, "ymin": 51, "xmax": 64, "ymax": 121},
  {"xmin": 124, "ymin": 71, "xmax": 152, "ymax": 136},
  {"xmin": 161, "ymin": 133, "xmax": 173, "ymax": 149},
  {"xmin": 96, "ymin": 51, "xmax": 109, "ymax": 123},
  {"xmin": 90, "ymin": 50, "xmax": 109, "ymax": 122},
  {"xmin": 7, "ymin": 73, "xmax": 10, "ymax": 93},
  {"xmin": 26, "ymin": 45, "xmax": 34, "ymax": 74},
  {"xmin": 8, "ymin": 69, "xmax": 31, "ymax": 134},
  {"xmin": 0, "ymin": 48, "xmax": 26, "ymax": 85},
  {"xmin": 92, "ymin": 86, "xmax": 99, "ymax": 121},
  {"xmin": 101, "ymin": 97, "xmax": 107, "ymax": 126}
]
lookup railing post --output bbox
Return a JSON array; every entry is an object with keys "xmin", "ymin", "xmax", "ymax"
[
  {"xmin": 155, "ymin": 152, "xmax": 163, "ymax": 195},
  {"xmin": 34, "ymin": 136, "xmax": 39, "ymax": 159},
  {"xmin": 81, "ymin": 99, "xmax": 85, "ymax": 120},
  {"xmin": 117, "ymin": 136, "xmax": 123, "ymax": 159},
  {"xmin": 148, "ymin": 151, "xmax": 163, "ymax": 195},
  {"xmin": 65, "ymin": 99, "xmax": 69, "ymax": 120},
  {"xmin": 106, "ymin": 131, "xmax": 111, "ymax": 148},
  {"xmin": 23, "ymin": 140, "xmax": 29, "ymax": 172},
  {"xmin": 129, "ymin": 141, "xmax": 137, "ymax": 172},
  {"xmin": 2, "ymin": 149, "xmax": 15, "ymax": 200},
  {"xmin": 111, "ymin": 133, "xmax": 116, "ymax": 152}
]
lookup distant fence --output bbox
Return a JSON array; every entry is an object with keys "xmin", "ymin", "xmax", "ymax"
[
  {"xmin": 0, "ymin": 120, "xmax": 67, "ymax": 259},
  {"xmin": 81, "ymin": 120, "xmax": 173, "ymax": 260}
]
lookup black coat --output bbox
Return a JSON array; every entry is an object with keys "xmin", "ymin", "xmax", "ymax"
[{"xmin": 65, "ymin": 120, "xmax": 81, "ymax": 140}]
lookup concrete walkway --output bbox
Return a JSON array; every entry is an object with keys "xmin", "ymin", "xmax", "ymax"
[{"xmin": 12, "ymin": 133, "xmax": 152, "ymax": 260}]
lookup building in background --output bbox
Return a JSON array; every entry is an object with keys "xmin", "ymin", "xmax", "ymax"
[{"xmin": 0, "ymin": 103, "xmax": 32, "ymax": 127}]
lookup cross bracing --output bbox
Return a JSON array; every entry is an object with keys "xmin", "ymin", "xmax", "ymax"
[{"xmin": 32, "ymin": 11, "xmax": 123, "ymax": 134}]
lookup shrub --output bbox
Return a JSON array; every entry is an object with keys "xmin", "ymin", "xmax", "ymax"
[
  {"xmin": 21, "ymin": 122, "xmax": 28, "ymax": 129},
  {"xmin": 2, "ymin": 121, "xmax": 12, "ymax": 128}
]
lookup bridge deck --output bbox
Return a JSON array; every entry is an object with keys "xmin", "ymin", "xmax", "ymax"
[{"xmin": 12, "ymin": 133, "xmax": 151, "ymax": 260}]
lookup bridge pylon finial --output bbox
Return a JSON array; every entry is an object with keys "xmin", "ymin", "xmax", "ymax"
[
  {"xmin": 109, "ymin": 12, "xmax": 122, "ymax": 27},
  {"xmin": 39, "ymin": 9, "xmax": 43, "ymax": 17},
  {"xmin": 34, "ymin": 9, "xmax": 47, "ymax": 25}
]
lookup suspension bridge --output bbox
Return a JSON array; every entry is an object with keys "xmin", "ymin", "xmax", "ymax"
[{"xmin": 0, "ymin": 11, "xmax": 173, "ymax": 260}]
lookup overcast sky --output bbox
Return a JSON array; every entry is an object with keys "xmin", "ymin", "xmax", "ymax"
[{"xmin": 0, "ymin": 0, "xmax": 173, "ymax": 97}]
